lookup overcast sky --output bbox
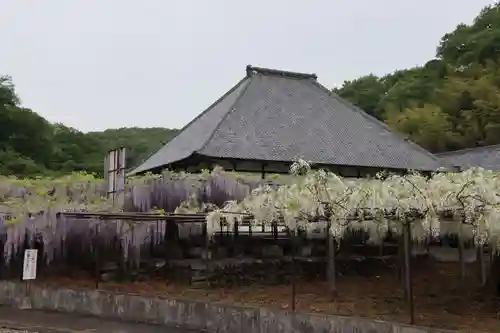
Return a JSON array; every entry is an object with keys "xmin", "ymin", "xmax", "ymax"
[{"xmin": 0, "ymin": 1, "xmax": 496, "ymax": 132}]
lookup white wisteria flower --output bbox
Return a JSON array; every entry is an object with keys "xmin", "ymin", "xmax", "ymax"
[{"xmin": 203, "ymin": 160, "xmax": 500, "ymax": 251}]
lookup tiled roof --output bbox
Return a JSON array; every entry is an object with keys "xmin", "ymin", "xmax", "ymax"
[
  {"xmin": 129, "ymin": 65, "xmax": 441, "ymax": 175},
  {"xmin": 436, "ymin": 145, "xmax": 500, "ymax": 171}
]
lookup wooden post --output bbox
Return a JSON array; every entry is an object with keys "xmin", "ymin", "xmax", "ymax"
[
  {"xmin": 457, "ymin": 223, "xmax": 466, "ymax": 281},
  {"xmin": 403, "ymin": 222, "xmax": 415, "ymax": 325}
]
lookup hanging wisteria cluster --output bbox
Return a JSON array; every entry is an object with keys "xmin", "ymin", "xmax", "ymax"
[
  {"xmin": 207, "ymin": 160, "xmax": 500, "ymax": 251},
  {"xmin": 126, "ymin": 166, "xmax": 260, "ymax": 213},
  {"xmin": 0, "ymin": 167, "xmax": 261, "ymax": 218},
  {"xmin": 0, "ymin": 167, "xmax": 262, "ymax": 265},
  {"xmin": 0, "ymin": 172, "xmax": 111, "ymax": 223}
]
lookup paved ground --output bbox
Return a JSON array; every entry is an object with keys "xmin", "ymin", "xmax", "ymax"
[{"xmin": 0, "ymin": 307, "xmax": 194, "ymax": 333}]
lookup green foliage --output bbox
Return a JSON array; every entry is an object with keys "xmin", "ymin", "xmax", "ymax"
[
  {"xmin": 437, "ymin": 3, "xmax": 500, "ymax": 67},
  {"xmin": 333, "ymin": 74, "xmax": 387, "ymax": 119},
  {"xmin": 0, "ymin": 75, "xmax": 179, "ymax": 177},
  {"xmin": 385, "ymin": 104, "xmax": 458, "ymax": 153},
  {"xmin": 0, "ymin": 149, "xmax": 47, "ymax": 176},
  {"xmin": 335, "ymin": 3, "xmax": 500, "ymax": 153},
  {"xmin": 86, "ymin": 127, "xmax": 178, "ymax": 169}
]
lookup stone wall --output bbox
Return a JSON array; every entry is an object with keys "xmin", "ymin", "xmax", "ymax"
[{"xmin": 0, "ymin": 281, "xmax": 454, "ymax": 333}]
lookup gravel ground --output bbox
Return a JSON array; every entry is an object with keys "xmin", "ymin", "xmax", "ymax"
[{"xmin": 0, "ymin": 330, "xmax": 36, "ymax": 333}]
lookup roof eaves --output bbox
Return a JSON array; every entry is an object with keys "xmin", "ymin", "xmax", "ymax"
[
  {"xmin": 194, "ymin": 153, "xmax": 440, "ymax": 172},
  {"xmin": 126, "ymin": 153, "xmax": 193, "ymax": 176}
]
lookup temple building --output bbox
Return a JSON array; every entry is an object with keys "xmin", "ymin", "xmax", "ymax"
[{"xmin": 129, "ymin": 65, "xmax": 442, "ymax": 178}]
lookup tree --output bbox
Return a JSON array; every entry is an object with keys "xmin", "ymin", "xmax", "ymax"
[
  {"xmin": 333, "ymin": 74, "xmax": 387, "ymax": 119},
  {"xmin": 0, "ymin": 78, "xmax": 54, "ymax": 173},
  {"xmin": 0, "ymin": 75, "xmax": 19, "ymax": 107},
  {"xmin": 336, "ymin": 3, "xmax": 500, "ymax": 153},
  {"xmin": 0, "ymin": 75, "xmax": 179, "ymax": 177},
  {"xmin": 0, "ymin": 149, "xmax": 47, "ymax": 177},
  {"xmin": 386, "ymin": 104, "xmax": 458, "ymax": 152},
  {"xmin": 437, "ymin": 3, "xmax": 500, "ymax": 67},
  {"xmin": 50, "ymin": 124, "xmax": 105, "ymax": 174},
  {"xmin": 86, "ymin": 127, "xmax": 179, "ymax": 169}
]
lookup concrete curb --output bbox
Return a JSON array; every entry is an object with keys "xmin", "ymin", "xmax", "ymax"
[{"xmin": 0, "ymin": 281, "xmax": 454, "ymax": 333}]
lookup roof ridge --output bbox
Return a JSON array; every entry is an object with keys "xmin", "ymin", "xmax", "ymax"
[
  {"xmin": 246, "ymin": 65, "xmax": 317, "ymax": 80},
  {"xmin": 436, "ymin": 144, "xmax": 500, "ymax": 156},
  {"xmin": 306, "ymin": 79, "xmax": 440, "ymax": 164},
  {"xmin": 197, "ymin": 75, "xmax": 255, "ymax": 153}
]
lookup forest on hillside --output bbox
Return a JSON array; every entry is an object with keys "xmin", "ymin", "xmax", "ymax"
[
  {"xmin": 0, "ymin": 83, "xmax": 178, "ymax": 176},
  {"xmin": 1, "ymin": 3, "xmax": 499, "ymax": 177},
  {"xmin": 334, "ymin": 3, "xmax": 500, "ymax": 153}
]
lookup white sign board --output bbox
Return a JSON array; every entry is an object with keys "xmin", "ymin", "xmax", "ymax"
[{"xmin": 22, "ymin": 249, "xmax": 38, "ymax": 280}]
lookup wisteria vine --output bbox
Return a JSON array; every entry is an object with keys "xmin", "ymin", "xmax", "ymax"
[{"xmin": 207, "ymin": 160, "xmax": 500, "ymax": 251}]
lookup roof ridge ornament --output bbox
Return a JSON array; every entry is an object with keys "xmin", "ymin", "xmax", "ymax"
[{"xmin": 246, "ymin": 65, "xmax": 317, "ymax": 80}]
